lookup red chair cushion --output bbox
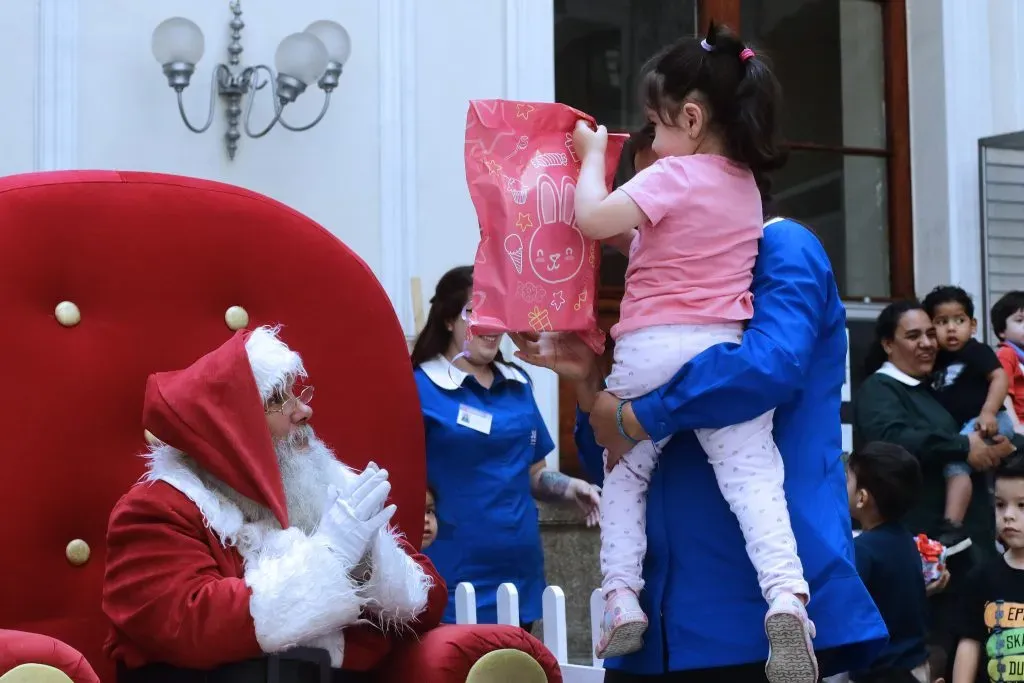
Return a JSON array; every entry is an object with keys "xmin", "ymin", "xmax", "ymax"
[
  {"xmin": 380, "ymin": 625, "xmax": 562, "ymax": 683},
  {"xmin": 0, "ymin": 629, "xmax": 100, "ymax": 683}
]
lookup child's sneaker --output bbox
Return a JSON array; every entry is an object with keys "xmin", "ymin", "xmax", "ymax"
[
  {"xmin": 764, "ymin": 592, "xmax": 818, "ymax": 683},
  {"xmin": 594, "ymin": 588, "xmax": 648, "ymax": 659},
  {"xmin": 915, "ymin": 533, "xmax": 947, "ymax": 583}
]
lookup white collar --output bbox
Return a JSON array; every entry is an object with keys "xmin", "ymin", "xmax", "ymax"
[
  {"xmin": 419, "ymin": 355, "xmax": 528, "ymax": 391},
  {"xmin": 875, "ymin": 361, "xmax": 922, "ymax": 387}
]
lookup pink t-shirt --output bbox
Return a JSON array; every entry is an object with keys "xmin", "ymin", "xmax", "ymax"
[{"xmin": 611, "ymin": 154, "xmax": 762, "ymax": 340}]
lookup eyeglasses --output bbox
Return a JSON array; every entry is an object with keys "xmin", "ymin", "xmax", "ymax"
[{"xmin": 266, "ymin": 386, "xmax": 315, "ymax": 416}]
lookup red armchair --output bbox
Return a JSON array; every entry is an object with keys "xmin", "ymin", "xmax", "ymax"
[
  {"xmin": 0, "ymin": 171, "xmax": 560, "ymax": 683},
  {"xmin": 0, "ymin": 630, "xmax": 98, "ymax": 682}
]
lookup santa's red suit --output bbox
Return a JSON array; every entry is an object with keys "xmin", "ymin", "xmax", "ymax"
[{"xmin": 101, "ymin": 328, "xmax": 446, "ymax": 678}]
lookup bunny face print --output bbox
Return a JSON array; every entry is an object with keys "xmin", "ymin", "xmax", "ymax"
[{"xmin": 529, "ymin": 175, "xmax": 585, "ymax": 285}]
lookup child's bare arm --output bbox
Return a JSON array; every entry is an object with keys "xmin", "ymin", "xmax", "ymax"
[
  {"xmin": 572, "ymin": 123, "xmax": 645, "ymax": 240},
  {"xmin": 952, "ymin": 638, "xmax": 980, "ymax": 683},
  {"xmin": 979, "ymin": 367, "xmax": 1010, "ymax": 435}
]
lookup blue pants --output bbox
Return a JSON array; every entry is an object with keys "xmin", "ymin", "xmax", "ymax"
[{"xmin": 944, "ymin": 412, "xmax": 1017, "ymax": 478}]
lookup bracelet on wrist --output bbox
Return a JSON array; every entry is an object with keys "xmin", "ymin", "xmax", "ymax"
[{"xmin": 616, "ymin": 400, "xmax": 640, "ymax": 445}]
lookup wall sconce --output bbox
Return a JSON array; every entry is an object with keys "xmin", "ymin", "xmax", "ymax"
[{"xmin": 152, "ymin": 1, "xmax": 351, "ymax": 159}]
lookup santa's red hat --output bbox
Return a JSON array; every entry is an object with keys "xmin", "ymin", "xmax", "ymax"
[{"xmin": 143, "ymin": 327, "xmax": 305, "ymax": 528}]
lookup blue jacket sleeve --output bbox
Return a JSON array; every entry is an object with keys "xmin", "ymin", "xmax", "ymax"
[
  {"xmin": 574, "ymin": 408, "xmax": 606, "ymax": 486},
  {"xmin": 631, "ymin": 220, "xmax": 836, "ymax": 441}
]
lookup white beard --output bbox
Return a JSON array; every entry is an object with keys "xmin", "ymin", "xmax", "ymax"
[{"xmin": 199, "ymin": 425, "xmax": 336, "ymax": 534}]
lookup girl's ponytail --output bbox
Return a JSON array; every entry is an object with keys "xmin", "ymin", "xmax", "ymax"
[
  {"xmin": 640, "ymin": 23, "xmax": 787, "ymax": 191},
  {"xmin": 703, "ymin": 22, "xmax": 787, "ymax": 177}
]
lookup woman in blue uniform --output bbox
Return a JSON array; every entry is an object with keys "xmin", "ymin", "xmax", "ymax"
[{"xmin": 411, "ymin": 266, "xmax": 601, "ymax": 629}]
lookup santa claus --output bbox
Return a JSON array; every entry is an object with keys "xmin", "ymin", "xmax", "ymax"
[{"xmin": 102, "ymin": 326, "xmax": 446, "ymax": 682}]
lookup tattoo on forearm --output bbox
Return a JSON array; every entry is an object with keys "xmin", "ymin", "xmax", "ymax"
[{"xmin": 534, "ymin": 470, "xmax": 571, "ymax": 501}]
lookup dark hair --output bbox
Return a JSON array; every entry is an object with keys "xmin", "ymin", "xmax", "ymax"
[
  {"xmin": 922, "ymin": 285, "xmax": 974, "ymax": 319},
  {"xmin": 410, "ymin": 266, "xmax": 510, "ymax": 367},
  {"xmin": 995, "ymin": 453, "xmax": 1024, "ymax": 485},
  {"xmin": 426, "ymin": 484, "xmax": 438, "ymax": 505},
  {"xmin": 640, "ymin": 22, "xmax": 786, "ymax": 197},
  {"xmin": 863, "ymin": 300, "xmax": 927, "ymax": 375},
  {"xmin": 991, "ymin": 291, "xmax": 1024, "ymax": 339},
  {"xmin": 628, "ymin": 122, "xmax": 655, "ymax": 155},
  {"xmin": 623, "ymin": 123, "xmax": 655, "ymax": 177},
  {"xmin": 847, "ymin": 442, "xmax": 922, "ymax": 522}
]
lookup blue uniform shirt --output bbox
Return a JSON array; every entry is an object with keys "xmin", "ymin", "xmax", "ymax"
[
  {"xmin": 416, "ymin": 356, "xmax": 554, "ymax": 624},
  {"xmin": 576, "ymin": 219, "xmax": 888, "ymax": 676}
]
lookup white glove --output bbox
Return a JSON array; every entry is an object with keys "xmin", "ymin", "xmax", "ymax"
[{"xmin": 318, "ymin": 470, "xmax": 396, "ymax": 568}]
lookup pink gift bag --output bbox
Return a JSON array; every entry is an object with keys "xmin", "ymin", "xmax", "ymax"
[{"xmin": 464, "ymin": 100, "xmax": 626, "ymax": 354}]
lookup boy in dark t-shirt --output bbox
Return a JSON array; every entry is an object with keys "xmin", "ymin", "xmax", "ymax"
[
  {"xmin": 847, "ymin": 442, "xmax": 932, "ymax": 682},
  {"xmin": 952, "ymin": 453, "xmax": 1024, "ymax": 683},
  {"xmin": 924, "ymin": 286, "xmax": 1012, "ymax": 553}
]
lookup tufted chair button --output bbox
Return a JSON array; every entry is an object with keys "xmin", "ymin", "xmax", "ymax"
[
  {"xmin": 54, "ymin": 301, "xmax": 81, "ymax": 327},
  {"xmin": 224, "ymin": 305, "xmax": 249, "ymax": 331},
  {"xmin": 65, "ymin": 539, "xmax": 90, "ymax": 566}
]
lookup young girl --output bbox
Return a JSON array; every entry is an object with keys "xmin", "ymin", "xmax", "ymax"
[
  {"xmin": 423, "ymin": 486, "xmax": 438, "ymax": 550},
  {"xmin": 573, "ymin": 24, "xmax": 816, "ymax": 680}
]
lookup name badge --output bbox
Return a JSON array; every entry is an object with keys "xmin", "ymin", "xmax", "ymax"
[{"xmin": 457, "ymin": 404, "xmax": 493, "ymax": 434}]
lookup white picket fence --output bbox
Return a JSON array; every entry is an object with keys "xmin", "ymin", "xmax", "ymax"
[
  {"xmin": 455, "ymin": 581, "xmax": 851, "ymax": 683},
  {"xmin": 455, "ymin": 582, "xmax": 606, "ymax": 683}
]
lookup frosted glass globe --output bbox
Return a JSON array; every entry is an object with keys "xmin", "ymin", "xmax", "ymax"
[
  {"xmin": 274, "ymin": 33, "xmax": 329, "ymax": 85},
  {"xmin": 152, "ymin": 17, "xmax": 205, "ymax": 65},
  {"xmin": 304, "ymin": 20, "xmax": 351, "ymax": 65}
]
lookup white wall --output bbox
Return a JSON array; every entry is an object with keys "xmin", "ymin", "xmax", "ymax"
[
  {"xmin": 0, "ymin": 0, "xmax": 562, "ymax": 466},
  {"xmin": 909, "ymin": 0, "xmax": 1024, "ymax": 317}
]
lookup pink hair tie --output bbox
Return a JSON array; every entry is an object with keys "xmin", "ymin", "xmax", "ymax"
[{"xmin": 740, "ymin": 47, "xmax": 755, "ymax": 62}]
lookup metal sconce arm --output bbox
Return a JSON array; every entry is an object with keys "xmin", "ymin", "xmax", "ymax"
[{"xmin": 153, "ymin": 1, "xmax": 349, "ymax": 159}]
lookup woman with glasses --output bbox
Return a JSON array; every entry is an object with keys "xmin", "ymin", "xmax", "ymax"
[{"xmin": 410, "ymin": 265, "xmax": 601, "ymax": 632}]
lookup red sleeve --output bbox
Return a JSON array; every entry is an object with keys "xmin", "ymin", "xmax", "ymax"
[
  {"xmin": 400, "ymin": 537, "xmax": 447, "ymax": 635},
  {"xmin": 998, "ymin": 345, "xmax": 1020, "ymax": 400},
  {"xmin": 102, "ymin": 485, "xmax": 262, "ymax": 670}
]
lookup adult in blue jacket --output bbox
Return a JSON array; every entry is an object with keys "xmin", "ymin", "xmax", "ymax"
[{"xmin": 513, "ymin": 217, "xmax": 887, "ymax": 681}]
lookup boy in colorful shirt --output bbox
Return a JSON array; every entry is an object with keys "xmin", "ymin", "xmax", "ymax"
[
  {"xmin": 952, "ymin": 453, "xmax": 1024, "ymax": 683},
  {"xmin": 923, "ymin": 286, "xmax": 1012, "ymax": 555},
  {"xmin": 991, "ymin": 291, "xmax": 1024, "ymax": 427}
]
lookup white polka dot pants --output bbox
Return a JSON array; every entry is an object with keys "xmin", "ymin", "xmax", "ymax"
[
  {"xmin": 696, "ymin": 411, "xmax": 809, "ymax": 602},
  {"xmin": 600, "ymin": 436, "xmax": 664, "ymax": 595},
  {"xmin": 600, "ymin": 323, "xmax": 809, "ymax": 603}
]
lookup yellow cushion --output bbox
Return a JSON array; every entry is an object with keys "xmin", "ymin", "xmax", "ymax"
[
  {"xmin": 0, "ymin": 664, "xmax": 74, "ymax": 683},
  {"xmin": 465, "ymin": 648, "xmax": 548, "ymax": 683}
]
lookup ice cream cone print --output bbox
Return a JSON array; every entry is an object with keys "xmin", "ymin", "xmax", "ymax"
[{"xmin": 504, "ymin": 234, "xmax": 524, "ymax": 275}]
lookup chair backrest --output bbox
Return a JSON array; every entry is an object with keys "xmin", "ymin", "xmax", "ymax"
[{"xmin": 0, "ymin": 171, "xmax": 425, "ymax": 681}]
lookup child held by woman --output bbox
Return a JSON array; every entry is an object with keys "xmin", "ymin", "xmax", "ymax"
[{"xmin": 570, "ymin": 22, "xmax": 816, "ymax": 682}]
